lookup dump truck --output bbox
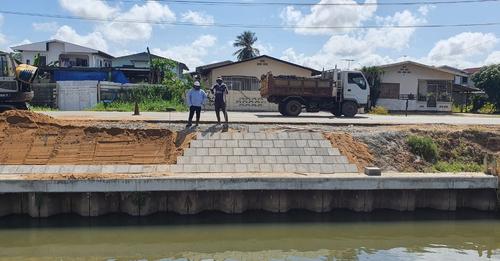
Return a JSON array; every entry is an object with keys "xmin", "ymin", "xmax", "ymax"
[
  {"xmin": 0, "ymin": 52, "xmax": 38, "ymax": 112},
  {"xmin": 260, "ymin": 70, "xmax": 369, "ymax": 117}
]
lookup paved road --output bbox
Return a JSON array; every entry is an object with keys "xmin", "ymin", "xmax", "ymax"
[{"xmin": 40, "ymin": 111, "xmax": 500, "ymax": 125}]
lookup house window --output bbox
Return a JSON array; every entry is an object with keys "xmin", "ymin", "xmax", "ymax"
[
  {"xmin": 222, "ymin": 76, "xmax": 260, "ymax": 91},
  {"xmin": 76, "ymin": 58, "xmax": 88, "ymax": 67},
  {"xmin": 462, "ymin": 76, "xmax": 468, "ymax": 84},
  {"xmin": 379, "ymin": 83, "xmax": 400, "ymax": 99},
  {"xmin": 39, "ymin": 56, "xmax": 47, "ymax": 66},
  {"xmin": 427, "ymin": 80, "xmax": 451, "ymax": 102}
]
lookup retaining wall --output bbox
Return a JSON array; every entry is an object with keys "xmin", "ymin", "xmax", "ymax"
[{"xmin": 0, "ymin": 189, "xmax": 496, "ymax": 218}]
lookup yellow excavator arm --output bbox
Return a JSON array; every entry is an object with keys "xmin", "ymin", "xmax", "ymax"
[{"xmin": 15, "ymin": 64, "xmax": 38, "ymax": 84}]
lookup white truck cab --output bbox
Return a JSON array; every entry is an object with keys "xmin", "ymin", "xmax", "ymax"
[{"xmin": 338, "ymin": 70, "xmax": 370, "ymax": 107}]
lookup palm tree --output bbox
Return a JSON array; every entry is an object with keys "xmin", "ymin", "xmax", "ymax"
[{"xmin": 233, "ymin": 31, "xmax": 260, "ymax": 61}]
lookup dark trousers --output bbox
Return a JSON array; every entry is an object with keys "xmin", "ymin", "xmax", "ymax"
[
  {"xmin": 215, "ymin": 101, "xmax": 228, "ymax": 124},
  {"xmin": 187, "ymin": 106, "xmax": 201, "ymax": 125}
]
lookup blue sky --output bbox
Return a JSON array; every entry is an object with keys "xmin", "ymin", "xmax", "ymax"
[{"xmin": 0, "ymin": 0, "xmax": 499, "ymax": 70}]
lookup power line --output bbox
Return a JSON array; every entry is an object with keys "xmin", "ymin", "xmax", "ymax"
[
  {"xmin": 99, "ymin": 0, "xmax": 500, "ymax": 6},
  {"xmin": 1, "ymin": 10, "xmax": 500, "ymax": 29}
]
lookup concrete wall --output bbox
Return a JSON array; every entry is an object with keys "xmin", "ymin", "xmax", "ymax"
[
  {"xmin": 204, "ymin": 90, "xmax": 278, "ymax": 112},
  {"xmin": 379, "ymin": 63, "xmax": 454, "ymax": 112},
  {"xmin": 0, "ymin": 189, "xmax": 496, "ymax": 217},
  {"xmin": 57, "ymin": 80, "xmax": 98, "ymax": 110}
]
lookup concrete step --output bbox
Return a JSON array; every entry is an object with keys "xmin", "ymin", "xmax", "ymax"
[
  {"xmin": 170, "ymin": 163, "xmax": 358, "ymax": 173},
  {"xmin": 189, "ymin": 139, "xmax": 332, "ymax": 148},
  {"xmin": 177, "ymin": 155, "xmax": 349, "ymax": 165},
  {"xmin": 183, "ymin": 147, "xmax": 340, "ymax": 156},
  {"xmin": 196, "ymin": 132, "xmax": 324, "ymax": 140}
]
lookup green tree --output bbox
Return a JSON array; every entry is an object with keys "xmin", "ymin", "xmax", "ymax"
[
  {"xmin": 233, "ymin": 31, "xmax": 260, "ymax": 61},
  {"xmin": 472, "ymin": 64, "xmax": 500, "ymax": 111},
  {"xmin": 33, "ymin": 53, "xmax": 41, "ymax": 67},
  {"xmin": 151, "ymin": 58, "xmax": 193, "ymax": 104},
  {"xmin": 361, "ymin": 66, "xmax": 384, "ymax": 107}
]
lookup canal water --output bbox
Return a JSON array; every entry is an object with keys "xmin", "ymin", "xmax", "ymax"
[{"xmin": 0, "ymin": 210, "xmax": 498, "ymax": 261}]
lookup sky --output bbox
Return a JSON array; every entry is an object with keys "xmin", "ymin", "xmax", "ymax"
[{"xmin": 0, "ymin": 0, "xmax": 500, "ymax": 71}]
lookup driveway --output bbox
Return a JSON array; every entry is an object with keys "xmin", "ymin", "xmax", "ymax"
[{"xmin": 39, "ymin": 111, "xmax": 500, "ymax": 125}]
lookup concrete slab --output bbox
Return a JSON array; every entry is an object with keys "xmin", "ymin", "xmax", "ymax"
[{"xmin": 0, "ymin": 173, "xmax": 495, "ymax": 193}]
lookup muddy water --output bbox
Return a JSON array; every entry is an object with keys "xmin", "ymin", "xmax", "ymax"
[{"xmin": 0, "ymin": 211, "xmax": 499, "ymax": 260}]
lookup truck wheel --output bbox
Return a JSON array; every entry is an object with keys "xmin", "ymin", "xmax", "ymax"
[
  {"xmin": 342, "ymin": 101, "xmax": 358, "ymax": 118},
  {"xmin": 284, "ymin": 99, "xmax": 302, "ymax": 117},
  {"xmin": 278, "ymin": 102, "xmax": 287, "ymax": 116},
  {"xmin": 331, "ymin": 106, "xmax": 342, "ymax": 117}
]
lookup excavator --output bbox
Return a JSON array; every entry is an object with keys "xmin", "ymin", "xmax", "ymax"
[{"xmin": 0, "ymin": 51, "xmax": 38, "ymax": 112}]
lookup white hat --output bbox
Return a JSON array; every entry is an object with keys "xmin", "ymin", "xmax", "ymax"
[{"xmin": 194, "ymin": 81, "xmax": 201, "ymax": 86}]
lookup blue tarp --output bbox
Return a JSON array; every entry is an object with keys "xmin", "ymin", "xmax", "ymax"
[{"xmin": 53, "ymin": 70, "xmax": 129, "ymax": 84}]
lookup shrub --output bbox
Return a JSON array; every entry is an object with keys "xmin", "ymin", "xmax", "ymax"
[
  {"xmin": 407, "ymin": 136, "xmax": 439, "ymax": 163},
  {"xmin": 478, "ymin": 102, "xmax": 497, "ymax": 114},
  {"xmin": 369, "ymin": 105, "xmax": 389, "ymax": 115},
  {"xmin": 433, "ymin": 161, "xmax": 484, "ymax": 172}
]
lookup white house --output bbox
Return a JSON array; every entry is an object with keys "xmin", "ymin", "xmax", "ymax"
[
  {"xmin": 377, "ymin": 61, "xmax": 457, "ymax": 112},
  {"xmin": 11, "ymin": 40, "xmax": 113, "ymax": 68}
]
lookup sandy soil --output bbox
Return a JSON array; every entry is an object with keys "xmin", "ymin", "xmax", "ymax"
[{"xmin": 0, "ymin": 110, "xmax": 195, "ymax": 165}]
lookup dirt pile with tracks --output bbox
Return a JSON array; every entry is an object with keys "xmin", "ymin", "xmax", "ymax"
[{"xmin": 0, "ymin": 110, "xmax": 194, "ymax": 165}]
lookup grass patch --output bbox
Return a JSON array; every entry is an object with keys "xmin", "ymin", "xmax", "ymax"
[
  {"xmin": 30, "ymin": 105, "xmax": 58, "ymax": 111},
  {"xmin": 91, "ymin": 100, "xmax": 187, "ymax": 112},
  {"xmin": 407, "ymin": 135, "xmax": 438, "ymax": 163},
  {"xmin": 369, "ymin": 105, "xmax": 389, "ymax": 115},
  {"xmin": 433, "ymin": 161, "xmax": 484, "ymax": 172}
]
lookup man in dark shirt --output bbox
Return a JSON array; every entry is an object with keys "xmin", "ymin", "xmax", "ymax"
[{"xmin": 211, "ymin": 77, "xmax": 229, "ymax": 126}]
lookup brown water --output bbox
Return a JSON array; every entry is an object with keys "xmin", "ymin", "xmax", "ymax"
[{"xmin": 0, "ymin": 211, "xmax": 498, "ymax": 260}]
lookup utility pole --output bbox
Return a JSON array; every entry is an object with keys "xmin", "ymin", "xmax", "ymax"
[{"xmin": 342, "ymin": 59, "xmax": 355, "ymax": 70}]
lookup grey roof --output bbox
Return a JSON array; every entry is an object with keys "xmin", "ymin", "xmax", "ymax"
[
  {"xmin": 114, "ymin": 52, "xmax": 189, "ymax": 71},
  {"xmin": 195, "ymin": 55, "xmax": 321, "ymax": 76}
]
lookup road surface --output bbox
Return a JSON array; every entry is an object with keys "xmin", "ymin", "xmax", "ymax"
[{"xmin": 40, "ymin": 111, "xmax": 500, "ymax": 125}]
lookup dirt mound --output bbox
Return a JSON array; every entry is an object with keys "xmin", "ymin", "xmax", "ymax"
[
  {"xmin": 324, "ymin": 132, "xmax": 375, "ymax": 171},
  {"xmin": 356, "ymin": 131, "xmax": 428, "ymax": 172},
  {"xmin": 0, "ymin": 110, "xmax": 60, "ymax": 126},
  {"xmin": 0, "ymin": 111, "xmax": 194, "ymax": 165}
]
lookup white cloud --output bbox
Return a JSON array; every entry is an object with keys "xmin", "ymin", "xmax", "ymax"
[
  {"xmin": 280, "ymin": 9, "xmax": 423, "ymax": 69},
  {"xmin": 426, "ymin": 32, "xmax": 498, "ymax": 67},
  {"xmin": 280, "ymin": 0, "xmax": 378, "ymax": 35},
  {"xmin": 98, "ymin": 2, "xmax": 176, "ymax": 43},
  {"xmin": 418, "ymin": 5, "xmax": 436, "ymax": 16},
  {"xmin": 152, "ymin": 35, "xmax": 217, "ymax": 69},
  {"xmin": 181, "ymin": 10, "xmax": 214, "ymax": 25},
  {"xmin": 58, "ymin": 0, "xmax": 118, "ymax": 19},
  {"xmin": 52, "ymin": 25, "xmax": 108, "ymax": 52},
  {"xmin": 11, "ymin": 39, "xmax": 32, "ymax": 47},
  {"xmin": 483, "ymin": 51, "xmax": 500, "ymax": 65},
  {"xmin": 59, "ymin": 1, "xmax": 176, "ymax": 43},
  {"xmin": 254, "ymin": 42, "xmax": 273, "ymax": 55},
  {"xmin": 32, "ymin": 22, "xmax": 59, "ymax": 32}
]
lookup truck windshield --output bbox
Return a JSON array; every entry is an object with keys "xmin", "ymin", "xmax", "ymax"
[{"xmin": 348, "ymin": 73, "xmax": 367, "ymax": 90}]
